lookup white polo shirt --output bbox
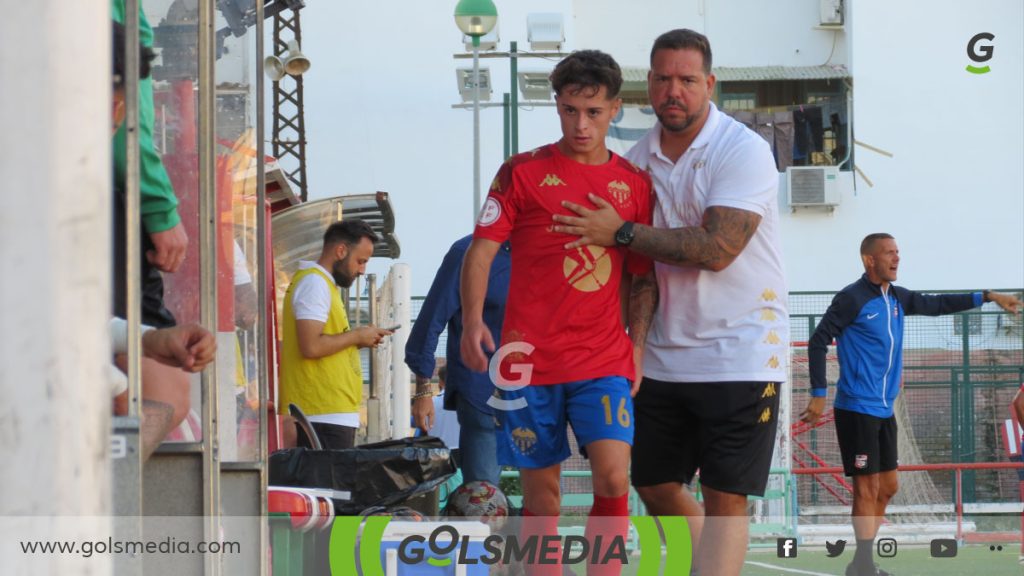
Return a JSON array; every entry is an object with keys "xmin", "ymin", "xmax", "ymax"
[{"xmin": 626, "ymin": 103, "xmax": 789, "ymax": 383}]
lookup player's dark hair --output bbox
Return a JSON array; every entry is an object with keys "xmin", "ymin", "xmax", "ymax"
[
  {"xmin": 323, "ymin": 219, "xmax": 379, "ymax": 250},
  {"xmin": 860, "ymin": 233, "xmax": 895, "ymax": 255},
  {"xmin": 549, "ymin": 50, "xmax": 623, "ymax": 99},
  {"xmin": 650, "ymin": 29, "xmax": 712, "ymax": 75},
  {"xmin": 112, "ymin": 21, "xmax": 156, "ymax": 89}
]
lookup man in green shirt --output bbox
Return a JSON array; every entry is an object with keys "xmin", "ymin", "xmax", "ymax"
[{"xmin": 111, "ymin": 0, "xmax": 188, "ymax": 329}]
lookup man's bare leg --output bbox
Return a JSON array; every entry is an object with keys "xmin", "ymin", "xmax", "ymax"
[
  {"xmin": 850, "ymin": 473, "xmax": 880, "ymax": 572},
  {"xmin": 114, "ymin": 354, "xmax": 190, "ymax": 461},
  {"xmin": 696, "ymin": 485, "xmax": 748, "ymax": 576},
  {"xmin": 585, "ymin": 440, "xmax": 632, "ymax": 576},
  {"xmin": 520, "ymin": 464, "xmax": 562, "ymax": 576},
  {"xmin": 636, "ymin": 482, "xmax": 705, "ymax": 559}
]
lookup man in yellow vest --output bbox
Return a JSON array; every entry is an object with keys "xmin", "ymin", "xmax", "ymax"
[{"xmin": 279, "ymin": 219, "xmax": 393, "ymax": 449}]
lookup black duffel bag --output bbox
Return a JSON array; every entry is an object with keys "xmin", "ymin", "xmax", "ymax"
[{"xmin": 269, "ymin": 436, "xmax": 456, "ymax": 515}]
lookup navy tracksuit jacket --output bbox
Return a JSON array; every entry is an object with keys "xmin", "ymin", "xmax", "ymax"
[{"xmin": 808, "ymin": 274, "xmax": 982, "ymax": 418}]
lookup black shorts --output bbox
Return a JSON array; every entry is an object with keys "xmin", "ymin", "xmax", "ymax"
[
  {"xmin": 112, "ymin": 187, "xmax": 176, "ymax": 328},
  {"xmin": 631, "ymin": 378, "xmax": 781, "ymax": 497},
  {"xmin": 834, "ymin": 407, "xmax": 898, "ymax": 476}
]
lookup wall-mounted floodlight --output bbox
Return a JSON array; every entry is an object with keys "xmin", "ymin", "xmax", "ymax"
[
  {"xmin": 527, "ymin": 13, "xmax": 564, "ymax": 51},
  {"xmin": 456, "ymin": 68, "xmax": 492, "ymax": 102},
  {"xmin": 517, "ymin": 71, "xmax": 552, "ymax": 101}
]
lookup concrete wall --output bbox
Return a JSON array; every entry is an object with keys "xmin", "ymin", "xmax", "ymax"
[
  {"xmin": 294, "ymin": 0, "xmax": 1021, "ymax": 294},
  {"xmin": 1, "ymin": 0, "xmax": 112, "ymax": 572}
]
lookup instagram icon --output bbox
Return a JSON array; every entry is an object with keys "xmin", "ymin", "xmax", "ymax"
[{"xmin": 876, "ymin": 538, "xmax": 897, "ymax": 558}]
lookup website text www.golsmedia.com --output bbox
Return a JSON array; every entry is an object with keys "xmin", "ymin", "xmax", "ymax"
[{"xmin": 19, "ymin": 536, "xmax": 241, "ymax": 558}]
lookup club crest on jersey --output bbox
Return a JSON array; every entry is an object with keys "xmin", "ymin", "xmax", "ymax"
[
  {"xmin": 607, "ymin": 180, "xmax": 632, "ymax": 206},
  {"xmin": 511, "ymin": 427, "xmax": 538, "ymax": 455},
  {"xmin": 855, "ymin": 454, "xmax": 868, "ymax": 469},
  {"xmin": 478, "ymin": 197, "xmax": 502, "ymax": 227}
]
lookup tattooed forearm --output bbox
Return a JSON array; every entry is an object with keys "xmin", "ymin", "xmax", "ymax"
[
  {"xmin": 141, "ymin": 399, "xmax": 176, "ymax": 461},
  {"xmin": 628, "ymin": 271, "xmax": 658, "ymax": 347},
  {"xmin": 631, "ymin": 206, "xmax": 761, "ymax": 271}
]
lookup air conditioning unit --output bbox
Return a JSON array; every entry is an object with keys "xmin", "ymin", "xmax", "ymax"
[
  {"xmin": 787, "ymin": 166, "xmax": 840, "ymax": 208},
  {"xmin": 820, "ymin": 0, "xmax": 843, "ymax": 26}
]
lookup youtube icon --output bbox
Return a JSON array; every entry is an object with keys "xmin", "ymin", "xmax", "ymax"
[{"xmin": 930, "ymin": 539, "xmax": 958, "ymax": 558}]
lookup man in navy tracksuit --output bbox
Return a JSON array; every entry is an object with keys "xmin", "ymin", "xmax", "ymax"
[{"xmin": 801, "ymin": 233, "xmax": 1021, "ymax": 576}]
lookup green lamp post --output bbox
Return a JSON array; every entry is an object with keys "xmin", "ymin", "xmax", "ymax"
[{"xmin": 454, "ymin": 0, "xmax": 498, "ymax": 222}]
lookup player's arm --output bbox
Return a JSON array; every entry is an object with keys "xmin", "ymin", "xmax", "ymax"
[
  {"xmin": 552, "ymin": 194, "xmax": 760, "ymax": 272},
  {"xmin": 802, "ymin": 291, "xmax": 856, "ymax": 424},
  {"xmin": 629, "ymin": 206, "xmax": 761, "ymax": 271},
  {"xmin": 460, "ymin": 238, "xmax": 502, "ymax": 372},
  {"xmin": 626, "ymin": 270, "xmax": 658, "ymax": 396},
  {"xmin": 294, "ymin": 320, "xmax": 391, "ymax": 359}
]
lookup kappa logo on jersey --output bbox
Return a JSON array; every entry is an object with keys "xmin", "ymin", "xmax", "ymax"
[
  {"xmin": 539, "ymin": 173, "xmax": 566, "ymax": 187},
  {"xmin": 758, "ymin": 407, "xmax": 772, "ymax": 424},
  {"xmin": 761, "ymin": 288, "xmax": 778, "ymax": 302},
  {"xmin": 762, "ymin": 383, "xmax": 777, "ymax": 399},
  {"xmin": 855, "ymin": 454, "xmax": 868, "ymax": 469},
  {"xmin": 564, "ymin": 246, "xmax": 613, "ymax": 293},
  {"xmin": 764, "ymin": 330, "xmax": 781, "ymax": 345},
  {"xmin": 607, "ymin": 180, "xmax": 632, "ymax": 206},
  {"xmin": 760, "ymin": 308, "xmax": 778, "ymax": 322},
  {"xmin": 765, "ymin": 355, "xmax": 780, "ymax": 370},
  {"xmin": 511, "ymin": 427, "xmax": 538, "ymax": 454},
  {"xmin": 478, "ymin": 197, "xmax": 502, "ymax": 227}
]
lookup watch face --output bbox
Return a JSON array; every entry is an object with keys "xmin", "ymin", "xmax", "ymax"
[{"xmin": 616, "ymin": 223, "xmax": 634, "ymax": 245}]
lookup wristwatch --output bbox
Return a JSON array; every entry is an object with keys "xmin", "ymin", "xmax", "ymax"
[{"xmin": 614, "ymin": 221, "xmax": 635, "ymax": 246}]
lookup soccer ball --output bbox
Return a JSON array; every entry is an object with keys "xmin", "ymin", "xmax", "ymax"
[{"xmin": 445, "ymin": 481, "xmax": 509, "ymax": 529}]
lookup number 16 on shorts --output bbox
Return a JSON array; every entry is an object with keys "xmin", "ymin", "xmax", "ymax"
[{"xmin": 601, "ymin": 395, "xmax": 631, "ymax": 427}]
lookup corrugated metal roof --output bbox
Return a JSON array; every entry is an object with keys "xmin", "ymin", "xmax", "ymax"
[
  {"xmin": 714, "ymin": 65, "xmax": 850, "ymax": 81},
  {"xmin": 621, "ymin": 64, "xmax": 850, "ymax": 83}
]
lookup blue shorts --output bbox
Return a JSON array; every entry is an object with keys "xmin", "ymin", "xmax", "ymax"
[{"xmin": 492, "ymin": 376, "xmax": 634, "ymax": 469}]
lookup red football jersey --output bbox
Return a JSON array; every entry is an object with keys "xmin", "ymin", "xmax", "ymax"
[{"xmin": 473, "ymin": 143, "xmax": 654, "ymax": 385}]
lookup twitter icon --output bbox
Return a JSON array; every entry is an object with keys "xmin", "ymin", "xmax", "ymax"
[{"xmin": 825, "ymin": 540, "xmax": 847, "ymax": 558}]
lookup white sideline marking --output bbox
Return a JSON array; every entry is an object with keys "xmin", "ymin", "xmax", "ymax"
[{"xmin": 745, "ymin": 560, "xmax": 835, "ymax": 576}]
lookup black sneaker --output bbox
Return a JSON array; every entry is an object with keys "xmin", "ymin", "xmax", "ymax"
[{"xmin": 845, "ymin": 561, "xmax": 884, "ymax": 576}]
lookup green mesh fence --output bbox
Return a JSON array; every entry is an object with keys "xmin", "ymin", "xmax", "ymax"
[{"xmin": 790, "ymin": 289, "xmax": 1024, "ymax": 515}]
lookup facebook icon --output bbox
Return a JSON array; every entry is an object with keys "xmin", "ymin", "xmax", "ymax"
[{"xmin": 777, "ymin": 538, "xmax": 798, "ymax": 558}]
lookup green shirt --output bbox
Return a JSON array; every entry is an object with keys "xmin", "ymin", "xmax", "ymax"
[{"xmin": 111, "ymin": 0, "xmax": 181, "ymax": 233}]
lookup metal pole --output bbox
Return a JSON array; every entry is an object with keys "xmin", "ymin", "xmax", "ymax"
[
  {"xmin": 199, "ymin": 1, "xmax": 221, "ymax": 574},
  {"xmin": 509, "ymin": 41, "xmax": 519, "ymax": 155},
  {"xmin": 255, "ymin": 1, "xmax": 269, "ymax": 574},
  {"xmin": 502, "ymin": 93, "xmax": 511, "ymax": 160},
  {"xmin": 472, "ymin": 36, "xmax": 481, "ymax": 222},
  {"xmin": 367, "ymin": 273, "xmax": 378, "ymax": 398}
]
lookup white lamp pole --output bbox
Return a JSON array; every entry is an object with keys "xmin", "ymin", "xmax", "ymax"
[{"xmin": 454, "ymin": 0, "xmax": 498, "ymax": 223}]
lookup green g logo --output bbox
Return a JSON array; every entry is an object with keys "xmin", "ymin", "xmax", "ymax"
[{"xmin": 966, "ymin": 32, "xmax": 994, "ymax": 74}]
